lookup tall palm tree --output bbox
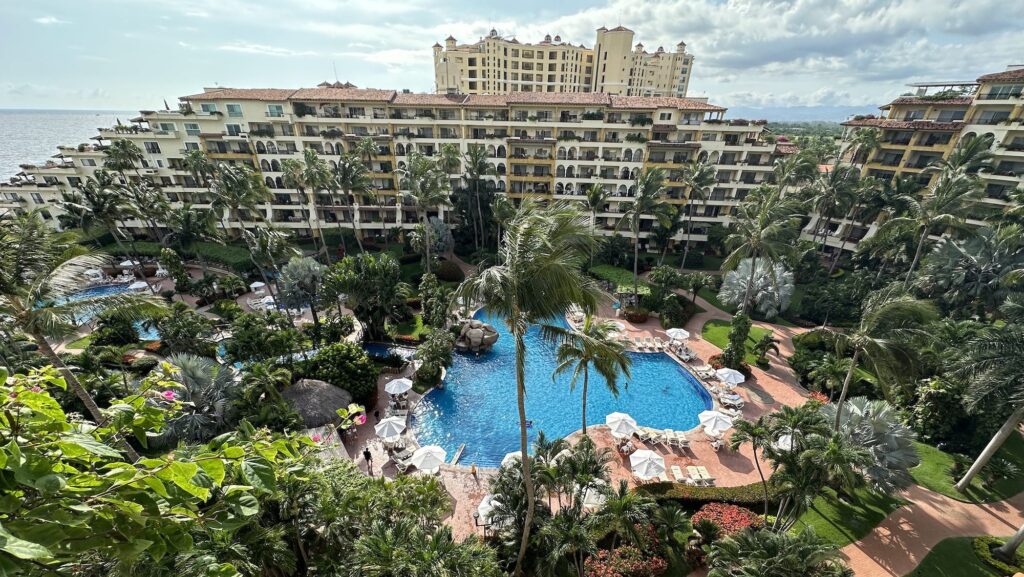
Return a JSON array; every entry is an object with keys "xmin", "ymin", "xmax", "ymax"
[
  {"xmin": 104, "ymin": 139, "xmax": 166, "ymax": 243},
  {"xmin": 807, "ymin": 353, "xmax": 850, "ymax": 400},
  {"xmin": 164, "ymin": 203, "xmax": 222, "ymax": 274},
  {"xmin": 117, "ymin": 180, "xmax": 169, "ymax": 244},
  {"xmin": 617, "ymin": 168, "xmax": 672, "ymax": 301},
  {"xmin": 397, "ymin": 151, "xmax": 452, "ymax": 274},
  {"xmin": 538, "ymin": 503, "xmax": 595, "ymax": 577},
  {"xmin": 810, "ymin": 285, "xmax": 936, "ymax": 430},
  {"xmin": 679, "ymin": 160, "xmax": 717, "ymax": 270},
  {"xmin": 332, "ymin": 153, "xmax": 371, "ymax": 254},
  {"xmin": 457, "ymin": 201, "xmax": 600, "ymax": 577},
  {"xmin": 650, "ymin": 205, "xmax": 684, "ymax": 266},
  {"xmin": 805, "ymin": 163, "xmax": 859, "ymax": 253},
  {"xmin": 729, "ymin": 416, "xmax": 773, "ymax": 521},
  {"xmin": 0, "ymin": 211, "xmax": 163, "ymax": 459},
  {"xmin": 722, "ymin": 185, "xmax": 802, "ymax": 314},
  {"xmin": 772, "ymin": 149, "xmax": 818, "ymax": 192},
  {"xmin": 278, "ymin": 256, "xmax": 326, "ymax": 342},
  {"xmin": 584, "ymin": 183, "xmax": 610, "ymax": 267},
  {"xmin": 952, "ymin": 318, "xmax": 1024, "ymax": 492},
  {"xmin": 544, "ymin": 314, "xmax": 632, "ymax": 436},
  {"xmin": 845, "ymin": 126, "xmax": 882, "ymax": 168},
  {"xmin": 463, "ymin": 144, "xmax": 495, "ymax": 249},
  {"xmin": 930, "ymin": 133, "xmax": 995, "ymax": 175},
  {"xmin": 593, "ymin": 479, "xmax": 654, "ymax": 549},
  {"xmin": 353, "ymin": 136, "xmax": 379, "ymax": 170},
  {"xmin": 491, "ymin": 194, "xmax": 516, "ymax": 252},
  {"xmin": 182, "ymin": 148, "xmax": 216, "ymax": 203},
  {"xmin": 241, "ymin": 226, "xmax": 298, "ymax": 304},
  {"xmin": 282, "ymin": 149, "xmax": 333, "ymax": 259},
  {"xmin": 211, "ymin": 163, "xmax": 270, "ymax": 239},
  {"xmin": 828, "ymin": 176, "xmax": 882, "ymax": 274}
]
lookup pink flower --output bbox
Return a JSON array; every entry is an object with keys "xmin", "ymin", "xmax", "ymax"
[
  {"xmin": 355, "ymin": 414, "xmax": 367, "ymax": 425},
  {"xmin": 162, "ymin": 390, "xmax": 176, "ymax": 401},
  {"xmin": 30, "ymin": 386, "xmax": 42, "ymax": 393},
  {"xmin": 311, "ymin": 434, "xmax": 322, "ymax": 443}
]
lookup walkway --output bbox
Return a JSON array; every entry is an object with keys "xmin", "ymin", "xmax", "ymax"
[{"xmin": 840, "ymin": 485, "xmax": 1024, "ymax": 576}]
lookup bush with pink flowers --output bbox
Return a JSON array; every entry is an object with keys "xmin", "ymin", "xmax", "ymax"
[
  {"xmin": 584, "ymin": 546, "xmax": 668, "ymax": 577},
  {"xmin": 690, "ymin": 503, "xmax": 763, "ymax": 536}
]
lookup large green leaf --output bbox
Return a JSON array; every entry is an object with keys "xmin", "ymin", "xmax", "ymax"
[
  {"xmin": 0, "ymin": 524, "xmax": 51, "ymax": 560},
  {"xmin": 239, "ymin": 459, "xmax": 275, "ymax": 493},
  {"xmin": 58, "ymin": 434, "xmax": 123, "ymax": 459}
]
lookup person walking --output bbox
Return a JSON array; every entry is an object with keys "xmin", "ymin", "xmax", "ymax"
[{"xmin": 362, "ymin": 447, "xmax": 373, "ymax": 476}]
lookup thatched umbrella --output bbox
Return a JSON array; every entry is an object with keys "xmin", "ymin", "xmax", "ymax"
[{"xmin": 281, "ymin": 379, "xmax": 354, "ymax": 428}]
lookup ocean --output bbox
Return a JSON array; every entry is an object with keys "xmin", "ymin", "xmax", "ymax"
[{"xmin": 0, "ymin": 109, "xmax": 135, "ymax": 179}]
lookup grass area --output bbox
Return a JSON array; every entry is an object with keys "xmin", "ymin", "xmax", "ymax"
[
  {"xmin": 65, "ymin": 335, "xmax": 93, "ymax": 350},
  {"xmin": 590, "ymin": 265, "xmax": 651, "ymax": 295},
  {"xmin": 661, "ymin": 253, "xmax": 725, "ymax": 272},
  {"xmin": 388, "ymin": 314, "xmax": 431, "ymax": 340},
  {"xmin": 903, "ymin": 537, "xmax": 1000, "ymax": 577},
  {"xmin": 697, "ymin": 287, "xmax": 738, "ymax": 314},
  {"xmin": 701, "ymin": 319, "xmax": 770, "ymax": 365},
  {"xmin": 911, "ymin": 435, "xmax": 1024, "ymax": 503},
  {"xmin": 792, "ymin": 486, "xmax": 905, "ymax": 548}
]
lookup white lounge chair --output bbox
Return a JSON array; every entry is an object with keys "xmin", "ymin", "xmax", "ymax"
[
  {"xmin": 696, "ymin": 466, "xmax": 716, "ymax": 486},
  {"xmin": 686, "ymin": 466, "xmax": 705, "ymax": 486},
  {"xmin": 671, "ymin": 465, "xmax": 686, "ymax": 482},
  {"xmin": 643, "ymin": 336, "xmax": 656, "ymax": 350},
  {"xmin": 653, "ymin": 337, "xmax": 666, "ymax": 351},
  {"xmin": 633, "ymin": 337, "xmax": 647, "ymax": 351},
  {"xmin": 658, "ymin": 471, "xmax": 671, "ymax": 483}
]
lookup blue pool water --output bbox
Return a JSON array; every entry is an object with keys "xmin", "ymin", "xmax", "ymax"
[
  {"xmin": 58, "ymin": 284, "xmax": 160, "ymax": 340},
  {"xmin": 413, "ymin": 310, "xmax": 712, "ymax": 467},
  {"xmin": 363, "ymin": 342, "xmax": 417, "ymax": 360}
]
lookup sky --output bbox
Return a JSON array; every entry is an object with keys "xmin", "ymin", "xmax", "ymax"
[{"xmin": 0, "ymin": 0, "xmax": 1021, "ymax": 119}]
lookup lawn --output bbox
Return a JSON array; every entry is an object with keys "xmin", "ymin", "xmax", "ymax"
[
  {"xmin": 701, "ymin": 319, "xmax": 770, "ymax": 365},
  {"xmin": 792, "ymin": 486, "xmax": 905, "ymax": 547},
  {"xmin": 911, "ymin": 435, "xmax": 1024, "ymax": 503},
  {"xmin": 388, "ymin": 314, "xmax": 431, "ymax": 340},
  {"xmin": 65, "ymin": 335, "xmax": 93, "ymax": 350},
  {"xmin": 903, "ymin": 537, "xmax": 1001, "ymax": 577},
  {"xmin": 697, "ymin": 287, "xmax": 738, "ymax": 314}
]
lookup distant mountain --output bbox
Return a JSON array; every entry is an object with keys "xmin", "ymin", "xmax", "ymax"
[{"xmin": 724, "ymin": 105, "xmax": 881, "ymax": 122}]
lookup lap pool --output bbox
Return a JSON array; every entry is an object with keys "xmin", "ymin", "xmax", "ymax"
[{"xmin": 412, "ymin": 310, "xmax": 712, "ymax": 467}]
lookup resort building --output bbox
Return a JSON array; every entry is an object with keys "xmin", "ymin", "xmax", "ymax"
[
  {"xmin": 2, "ymin": 85, "xmax": 786, "ymax": 251},
  {"xmin": 433, "ymin": 26, "xmax": 694, "ymax": 97},
  {"xmin": 805, "ymin": 65, "xmax": 1024, "ymax": 253}
]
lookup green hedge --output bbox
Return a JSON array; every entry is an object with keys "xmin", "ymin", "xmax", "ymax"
[
  {"xmin": 590, "ymin": 265, "xmax": 650, "ymax": 295},
  {"xmin": 99, "ymin": 241, "xmax": 254, "ymax": 273},
  {"xmin": 636, "ymin": 481, "xmax": 781, "ymax": 511},
  {"xmin": 972, "ymin": 537, "xmax": 1024, "ymax": 574}
]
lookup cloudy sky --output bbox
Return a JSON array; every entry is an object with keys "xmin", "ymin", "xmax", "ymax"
[{"xmin": 1, "ymin": 0, "xmax": 1020, "ymax": 116}]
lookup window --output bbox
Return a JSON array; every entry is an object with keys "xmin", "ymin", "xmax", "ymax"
[
  {"xmin": 267, "ymin": 104, "xmax": 284, "ymax": 117},
  {"xmin": 31, "ymin": 193, "xmax": 43, "ymax": 204},
  {"xmin": 144, "ymin": 142, "xmax": 161, "ymax": 154},
  {"xmin": 184, "ymin": 123, "xmax": 200, "ymax": 136},
  {"xmin": 185, "ymin": 142, "xmax": 200, "ymax": 151},
  {"xmin": 81, "ymin": 159, "xmax": 96, "ymax": 167},
  {"xmin": 159, "ymin": 122, "xmax": 175, "ymax": 132},
  {"xmin": 986, "ymin": 84, "xmax": 1024, "ymax": 99},
  {"xmin": 200, "ymin": 103, "xmax": 218, "ymax": 113},
  {"xmin": 936, "ymin": 109, "xmax": 966, "ymax": 122},
  {"xmin": 226, "ymin": 104, "xmax": 243, "ymax": 117},
  {"xmin": 659, "ymin": 112, "xmax": 672, "ymax": 121},
  {"xmin": 67, "ymin": 177, "xmax": 82, "ymax": 187},
  {"xmin": 226, "ymin": 124, "xmax": 242, "ymax": 136}
]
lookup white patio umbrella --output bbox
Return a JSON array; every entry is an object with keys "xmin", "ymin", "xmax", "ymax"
[
  {"xmin": 605, "ymin": 412, "xmax": 639, "ymax": 438},
  {"xmin": 629, "ymin": 449, "xmax": 666, "ymax": 480},
  {"xmin": 774, "ymin": 434, "xmax": 794, "ymax": 452},
  {"xmin": 699, "ymin": 410, "xmax": 734, "ymax": 436},
  {"xmin": 410, "ymin": 445, "xmax": 447, "ymax": 471},
  {"xmin": 384, "ymin": 378, "xmax": 413, "ymax": 396},
  {"xmin": 374, "ymin": 416, "xmax": 407, "ymax": 438},
  {"xmin": 118, "ymin": 259, "xmax": 140, "ymax": 268},
  {"xmin": 582, "ymin": 480, "xmax": 608, "ymax": 509},
  {"xmin": 249, "ymin": 281, "xmax": 266, "ymax": 290},
  {"xmin": 477, "ymin": 494, "xmax": 499, "ymax": 524},
  {"xmin": 609, "ymin": 321, "xmax": 626, "ymax": 331},
  {"xmin": 500, "ymin": 451, "xmax": 522, "ymax": 467},
  {"xmin": 127, "ymin": 281, "xmax": 149, "ymax": 291},
  {"xmin": 666, "ymin": 328, "xmax": 690, "ymax": 341},
  {"xmin": 715, "ymin": 368, "xmax": 746, "ymax": 385}
]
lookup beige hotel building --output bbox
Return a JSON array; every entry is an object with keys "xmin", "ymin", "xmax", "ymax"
[{"xmin": 434, "ymin": 26, "xmax": 694, "ymax": 97}]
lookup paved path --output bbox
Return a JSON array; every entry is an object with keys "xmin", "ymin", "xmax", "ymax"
[{"xmin": 839, "ymin": 485, "xmax": 1024, "ymax": 576}]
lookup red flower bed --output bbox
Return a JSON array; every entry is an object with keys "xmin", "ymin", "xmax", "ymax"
[
  {"xmin": 585, "ymin": 546, "xmax": 667, "ymax": 577},
  {"xmin": 808, "ymin": 390, "xmax": 829, "ymax": 404},
  {"xmin": 691, "ymin": 503, "xmax": 763, "ymax": 536},
  {"xmin": 143, "ymin": 340, "xmax": 163, "ymax": 353}
]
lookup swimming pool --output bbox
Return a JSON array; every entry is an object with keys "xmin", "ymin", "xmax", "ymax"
[
  {"xmin": 412, "ymin": 310, "xmax": 712, "ymax": 467},
  {"xmin": 57, "ymin": 284, "xmax": 160, "ymax": 340},
  {"xmin": 363, "ymin": 342, "xmax": 418, "ymax": 360}
]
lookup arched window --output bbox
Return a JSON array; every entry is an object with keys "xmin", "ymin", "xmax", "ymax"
[
  {"xmin": 555, "ymin": 183, "xmax": 564, "ymax": 193},
  {"xmin": 628, "ymin": 185, "xmax": 636, "ymax": 195},
  {"xmin": 265, "ymin": 176, "xmax": 275, "ymax": 188},
  {"xmin": 497, "ymin": 163, "xmax": 506, "ymax": 175},
  {"xmin": 256, "ymin": 141, "xmax": 267, "ymax": 154},
  {"xmin": 396, "ymin": 144, "xmax": 406, "ymax": 156},
  {"xmin": 630, "ymin": 168, "xmax": 639, "ymax": 179},
  {"xmin": 271, "ymin": 160, "xmax": 281, "ymax": 172},
  {"xmin": 260, "ymin": 159, "xmax": 271, "ymax": 171},
  {"xmin": 275, "ymin": 177, "xmax": 284, "ymax": 188},
  {"xmin": 266, "ymin": 142, "xmax": 278, "ymax": 154},
  {"xmin": 497, "ymin": 180, "xmax": 506, "ymax": 192},
  {"xmin": 618, "ymin": 185, "xmax": 628, "ymax": 196},
  {"xmin": 496, "ymin": 145, "xmax": 507, "ymax": 157},
  {"xmin": 623, "ymin": 149, "xmax": 633, "ymax": 162},
  {"xmin": 568, "ymin": 147, "xmax": 577, "ymax": 160},
  {"xmin": 487, "ymin": 145, "xmax": 496, "ymax": 157},
  {"xmin": 325, "ymin": 143, "xmax": 335, "ymax": 155},
  {"xmin": 633, "ymin": 150, "xmax": 643, "ymax": 162},
  {"xmin": 557, "ymin": 147, "xmax": 567, "ymax": 160},
  {"xmin": 566, "ymin": 166, "xmax": 575, "ymax": 178},
  {"xmin": 565, "ymin": 183, "xmax": 575, "ymax": 194},
  {"xmin": 557, "ymin": 165, "xmax": 566, "ymax": 178},
  {"xmin": 621, "ymin": 168, "xmax": 630, "ymax": 180},
  {"xmin": 329, "ymin": 160, "xmax": 337, "ymax": 169}
]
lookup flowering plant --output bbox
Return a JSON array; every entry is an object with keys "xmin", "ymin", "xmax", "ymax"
[
  {"xmin": 584, "ymin": 546, "xmax": 667, "ymax": 577},
  {"xmin": 691, "ymin": 503, "xmax": 763, "ymax": 536}
]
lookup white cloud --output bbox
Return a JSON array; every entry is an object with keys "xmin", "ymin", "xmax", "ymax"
[
  {"xmin": 217, "ymin": 42, "xmax": 318, "ymax": 57},
  {"xmin": 33, "ymin": 16, "xmax": 69, "ymax": 25}
]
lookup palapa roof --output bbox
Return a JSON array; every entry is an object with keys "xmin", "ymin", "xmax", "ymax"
[{"xmin": 282, "ymin": 379, "xmax": 353, "ymax": 428}]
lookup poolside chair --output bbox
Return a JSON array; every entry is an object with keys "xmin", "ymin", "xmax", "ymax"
[
  {"xmin": 636, "ymin": 427, "xmax": 656, "ymax": 443},
  {"xmin": 686, "ymin": 466, "xmax": 704, "ymax": 486},
  {"xmin": 654, "ymin": 337, "xmax": 666, "ymax": 351},
  {"xmin": 671, "ymin": 432, "xmax": 690, "ymax": 449},
  {"xmin": 633, "ymin": 337, "xmax": 645, "ymax": 351},
  {"xmin": 658, "ymin": 471, "xmax": 671, "ymax": 483},
  {"xmin": 643, "ymin": 336, "xmax": 656, "ymax": 350},
  {"xmin": 696, "ymin": 466, "xmax": 716, "ymax": 486},
  {"xmin": 671, "ymin": 465, "xmax": 686, "ymax": 482}
]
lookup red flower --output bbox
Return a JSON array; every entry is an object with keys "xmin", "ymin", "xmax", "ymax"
[{"xmin": 691, "ymin": 503, "xmax": 763, "ymax": 535}]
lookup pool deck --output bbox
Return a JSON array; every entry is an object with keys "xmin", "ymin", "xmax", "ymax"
[{"xmin": 336, "ymin": 292, "xmax": 810, "ymax": 541}]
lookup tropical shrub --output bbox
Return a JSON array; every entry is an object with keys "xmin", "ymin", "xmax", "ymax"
[
  {"xmin": 419, "ymin": 273, "xmax": 454, "ymax": 328},
  {"xmin": 691, "ymin": 503, "xmax": 763, "ymax": 536},
  {"xmin": 659, "ymin": 294, "xmax": 697, "ymax": 329},
  {"xmin": 584, "ymin": 546, "xmax": 668, "ymax": 577},
  {"xmin": 225, "ymin": 311, "xmax": 304, "ymax": 364},
  {"xmin": 636, "ymin": 480, "xmax": 783, "ymax": 510},
  {"xmin": 707, "ymin": 528, "xmax": 850, "ymax": 577},
  {"xmin": 128, "ymin": 356, "xmax": 159, "ymax": 374},
  {"xmin": 595, "ymin": 234, "xmax": 633, "ymax": 269},
  {"xmin": 292, "ymin": 341, "xmax": 380, "ymax": 401},
  {"xmin": 718, "ymin": 258, "xmax": 793, "ymax": 320},
  {"xmin": 160, "ymin": 247, "xmax": 191, "ymax": 292},
  {"xmin": 91, "ymin": 311, "xmax": 140, "ymax": 347},
  {"xmin": 160, "ymin": 353, "xmax": 243, "ymax": 444},
  {"xmin": 821, "ymin": 397, "xmax": 920, "ymax": 493},
  {"xmin": 623, "ymin": 306, "xmax": 650, "ymax": 323},
  {"xmin": 414, "ymin": 330, "xmax": 455, "ymax": 390},
  {"xmin": 434, "ymin": 259, "xmax": 465, "ymax": 283},
  {"xmin": 156, "ymin": 302, "xmax": 217, "ymax": 357},
  {"xmin": 327, "ymin": 252, "xmax": 411, "ymax": 341},
  {"xmin": 210, "ymin": 298, "xmax": 243, "ymax": 320},
  {"xmin": 719, "ymin": 313, "xmax": 751, "ymax": 370},
  {"xmin": 320, "ymin": 314, "xmax": 356, "ymax": 343},
  {"xmin": 972, "ymin": 537, "xmax": 1024, "ymax": 575}
]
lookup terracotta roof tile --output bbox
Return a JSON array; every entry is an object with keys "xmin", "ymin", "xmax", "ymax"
[
  {"xmin": 505, "ymin": 92, "xmax": 611, "ymax": 105},
  {"xmin": 392, "ymin": 93, "xmax": 468, "ymax": 105},
  {"xmin": 884, "ymin": 96, "xmax": 973, "ymax": 107},
  {"xmin": 977, "ymin": 68, "xmax": 1024, "ymax": 82},
  {"xmin": 290, "ymin": 87, "xmax": 396, "ymax": 102},
  {"xmin": 181, "ymin": 88, "xmax": 297, "ymax": 102},
  {"xmin": 464, "ymin": 94, "xmax": 509, "ymax": 106},
  {"xmin": 775, "ymin": 144, "xmax": 800, "ymax": 155},
  {"xmin": 842, "ymin": 118, "xmax": 964, "ymax": 131},
  {"xmin": 610, "ymin": 95, "xmax": 725, "ymax": 111}
]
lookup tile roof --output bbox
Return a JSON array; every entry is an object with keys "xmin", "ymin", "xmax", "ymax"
[
  {"xmin": 505, "ymin": 92, "xmax": 611, "ymax": 105},
  {"xmin": 463, "ymin": 94, "xmax": 509, "ymax": 106},
  {"xmin": 392, "ymin": 93, "xmax": 468, "ymax": 105},
  {"xmin": 775, "ymin": 144, "xmax": 800, "ymax": 155},
  {"xmin": 181, "ymin": 88, "xmax": 297, "ymax": 101},
  {"xmin": 977, "ymin": 68, "xmax": 1024, "ymax": 82},
  {"xmin": 842, "ymin": 118, "xmax": 964, "ymax": 131},
  {"xmin": 290, "ymin": 87, "xmax": 397, "ymax": 102},
  {"xmin": 883, "ymin": 96, "xmax": 973, "ymax": 107},
  {"xmin": 609, "ymin": 95, "xmax": 725, "ymax": 111}
]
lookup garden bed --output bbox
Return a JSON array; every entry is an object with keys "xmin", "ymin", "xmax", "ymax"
[
  {"xmin": 911, "ymin": 436, "xmax": 1024, "ymax": 503},
  {"xmin": 700, "ymin": 319, "xmax": 772, "ymax": 365}
]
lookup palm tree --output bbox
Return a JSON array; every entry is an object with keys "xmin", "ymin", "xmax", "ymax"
[
  {"xmin": 952, "ymin": 319, "xmax": 1024, "ymax": 492},
  {"xmin": 538, "ymin": 503, "xmax": 595, "ymax": 577},
  {"xmin": 845, "ymin": 126, "xmax": 882, "ymax": 167},
  {"xmin": 772, "ymin": 150, "xmax": 818, "ymax": 192},
  {"xmin": 544, "ymin": 314, "xmax": 632, "ymax": 436},
  {"xmin": 707, "ymin": 527, "xmax": 851, "ymax": 577},
  {"xmin": 242, "ymin": 226, "xmax": 298, "ymax": 304},
  {"xmin": 397, "ymin": 151, "xmax": 452, "ymax": 274},
  {"xmin": 161, "ymin": 353, "xmax": 241, "ymax": 444},
  {"xmin": 683, "ymin": 271, "xmax": 714, "ymax": 304},
  {"xmin": 617, "ymin": 168, "xmax": 672, "ymax": 301},
  {"xmin": 729, "ymin": 416, "xmax": 773, "ymax": 521},
  {"xmin": 679, "ymin": 160, "xmax": 717, "ymax": 270},
  {"xmin": 828, "ymin": 176, "xmax": 882, "ymax": 274},
  {"xmin": 457, "ymin": 201, "xmax": 600, "ymax": 577},
  {"xmin": 182, "ymin": 148, "xmax": 216, "ymax": 203},
  {"xmin": 808, "ymin": 353, "xmax": 850, "ymax": 400},
  {"xmin": 810, "ymin": 285, "xmax": 936, "ymax": 430},
  {"xmin": 165, "ymin": 204, "xmax": 222, "ymax": 274},
  {"xmin": 650, "ymin": 205, "xmax": 685, "ymax": 266},
  {"xmin": 930, "ymin": 133, "xmax": 995, "ymax": 175},
  {"xmin": 584, "ymin": 183, "xmax": 611, "ymax": 267},
  {"xmin": 802, "ymin": 431, "xmax": 871, "ymax": 497},
  {"xmin": 211, "ymin": 163, "xmax": 270, "ymax": 238},
  {"xmin": 278, "ymin": 256, "xmax": 326, "ymax": 343},
  {"xmin": 117, "ymin": 180, "xmax": 169, "ymax": 244},
  {"xmin": 282, "ymin": 149, "xmax": 332, "ymax": 259},
  {"xmin": 332, "ymin": 153, "xmax": 371, "ymax": 254},
  {"xmin": 723, "ymin": 185, "xmax": 802, "ymax": 314},
  {"xmin": 805, "ymin": 163, "xmax": 859, "ymax": 253},
  {"xmin": 463, "ymin": 144, "xmax": 496, "ymax": 249},
  {"xmin": 491, "ymin": 194, "xmax": 516, "ymax": 252},
  {"xmin": 0, "ymin": 212, "xmax": 163, "ymax": 459},
  {"xmin": 593, "ymin": 480, "xmax": 654, "ymax": 548},
  {"xmin": 103, "ymin": 139, "xmax": 167, "ymax": 243}
]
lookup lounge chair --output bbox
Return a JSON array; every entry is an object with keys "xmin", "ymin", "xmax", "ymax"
[
  {"xmin": 658, "ymin": 471, "xmax": 671, "ymax": 483},
  {"xmin": 671, "ymin": 465, "xmax": 686, "ymax": 482},
  {"xmin": 636, "ymin": 427, "xmax": 656, "ymax": 443},
  {"xmin": 643, "ymin": 336, "xmax": 656, "ymax": 350},
  {"xmin": 696, "ymin": 466, "xmax": 716, "ymax": 486},
  {"xmin": 654, "ymin": 337, "xmax": 666, "ymax": 351},
  {"xmin": 670, "ymin": 432, "xmax": 690, "ymax": 449},
  {"xmin": 686, "ymin": 466, "xmax": 705, "ymax": 486},
  {"xmin": 633, "ymin": 337, "xmax": 645, "ymax": 351}
]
